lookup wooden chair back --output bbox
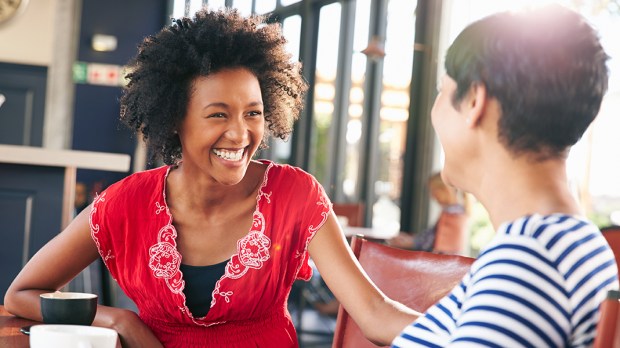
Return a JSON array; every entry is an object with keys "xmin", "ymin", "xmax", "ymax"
[{"xmin": 332, "ymin": 235, "xmax": 475, "ymax": 348}]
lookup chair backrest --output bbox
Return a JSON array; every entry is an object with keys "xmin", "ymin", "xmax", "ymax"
[
  {"xmin": 332, "ymin": 235, "xmax": 475, "ymax": 348},
  {"xmin": 594, "ymin": 289, "xmax": 620, "ymax": 348},
  {"xmin": 332, "ymin": 203, "xmax": 365, "ymax": 227},
  {"xmin": 601, "ymin": 225, "xmax": 620, "ymax": 273}
]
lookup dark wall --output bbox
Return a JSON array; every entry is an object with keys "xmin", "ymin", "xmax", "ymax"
[
  {"xmin": 72, "ymin": 0, "xmax": 168, "ymax": 191},
  {"xmin": 0, "ymin": 63, "xmax": 47, "ymax": 147}
]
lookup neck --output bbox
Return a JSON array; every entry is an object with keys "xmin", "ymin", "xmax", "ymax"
[
  {"xmin": 472, "ymin": 150, "xmax": 581, "ymax": 230},
  {"xmin": 168, "ymin": 161, "xmax": 264, "ymax": 212}
]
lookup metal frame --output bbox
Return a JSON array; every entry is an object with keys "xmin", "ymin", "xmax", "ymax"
[{"xmin": 400, "ymin": 0, "xmax": 443, "ymax": 233}]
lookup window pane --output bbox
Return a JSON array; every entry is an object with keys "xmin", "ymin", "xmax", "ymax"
[
  {"xmin": 171, "ymin": 0, "xmax": 185, "ymax": 19},
  {"xmin": 310, "ymin": 3, "xmax": 341, "ymax": 185},
  {"xmin": 342, "ymin": 0, "xmax": 371, "ymax": 200},
  {"xmin": 282, "ymin": 15, "xmax": 301, "ymax": 62},
  {"xmin": 189, "ymin": 0, "xmax": 203, "ymax": 16},
  {"xmin": 256, "ymin": 0, "xmax": 276, "ymax": 14},
  {"xmin": 280, "ymin": 0, "xmax": 302, "ymax": 6},
  {"xmin": 376, "ymin": 0, "xmax": 416, "ymax": 205},
  {"xmin": 232, "ymin": 0, "xmax": 252, "ymax": 16},
  {"xmin": 269, "ymin": 14, "xmax": 302, "ymax": 164},
  {"xmin": 207, "ymin": 0, "xmax": 226, "ymax": 11}
]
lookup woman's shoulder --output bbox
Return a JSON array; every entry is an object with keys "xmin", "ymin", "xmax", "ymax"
[
  {"xmin": 485, "ymin": 213, "xmax": 613, "ymax": 274},
  {"xmin": 497, "ymin": 213, "xmax": 599, "ymax": 242},
  {"xmin": 259, "ymin": 159, "xmax": 320, "ymax": 187}
]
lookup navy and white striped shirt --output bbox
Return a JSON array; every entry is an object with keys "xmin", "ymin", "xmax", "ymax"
[{"xmin": 392, "ymin": 214, "xmax": 618, "ymax": 347}]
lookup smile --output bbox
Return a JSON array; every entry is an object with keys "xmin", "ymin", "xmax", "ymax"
[{"xmin": 212, "ymin": 148, "xmax": 245, "ymax": 161}]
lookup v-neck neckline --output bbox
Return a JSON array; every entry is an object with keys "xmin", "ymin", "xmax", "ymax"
[{"xmin": 160, "ymin": 160, "xmax": 275, "ymax": 323}]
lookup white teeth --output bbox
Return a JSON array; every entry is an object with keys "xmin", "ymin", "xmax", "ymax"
[{"xmin": 212, "ymin": 148, "xmax": 244, "ymax": 161}]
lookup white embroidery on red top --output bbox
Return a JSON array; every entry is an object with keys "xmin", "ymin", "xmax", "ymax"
[
  {"xmin": 293, "ymin": 194, "xmax": 331, "ymax": 280},
  {"xmin": 89, "ymin": 192, "xmax": 115, "ymax": 263},
  {"xmin": 223, "ymin": 212, "xmax": 271, "ymax": 280},
  {"xmin": 148, "ymin": 224, "xmax": 184, "ymax": 294},
  {"xmin": 155, "ymin": 201, "xmax": 165, "ymax": 214}
]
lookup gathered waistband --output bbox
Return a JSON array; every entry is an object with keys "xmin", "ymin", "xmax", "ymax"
[{"xmin": 142, "ymin": 308, "xmax": 298, "ymax": 347}]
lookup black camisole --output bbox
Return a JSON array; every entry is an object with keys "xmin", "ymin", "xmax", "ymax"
[{"xmin": 180, "ymin": 259, "xmax": 229, "ymax": 317}]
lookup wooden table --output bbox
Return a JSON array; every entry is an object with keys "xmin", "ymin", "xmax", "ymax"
[{"xmin": 0, "ymin": 305, "xmax": 37, "ymax": 347}]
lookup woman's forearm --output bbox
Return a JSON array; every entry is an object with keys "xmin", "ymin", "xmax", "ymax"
[
  {"xmin": 359, "ymin": 297, "xmax": 419, "ymax": 345},
  {"xmin": 95, "ymin": 306, "xmax": 163, "ymax": 348}
]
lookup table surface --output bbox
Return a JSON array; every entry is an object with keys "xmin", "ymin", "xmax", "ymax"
[
  {"xmin": 0, "ymin": 305, "xmax": 36, "ymax": 348},
  {"xmin": 343, "ymin": 226, "xmax": 399, "ymax": 240}
]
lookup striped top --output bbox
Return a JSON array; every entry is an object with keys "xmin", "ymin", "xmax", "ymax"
[{"xmin": 392, "ymin": 214, "xmax": 619, "ymax": 347}]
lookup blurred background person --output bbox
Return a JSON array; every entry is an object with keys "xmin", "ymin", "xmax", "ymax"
[{"xmin": 388, "ymin": 172, "xmax": 470, "ymax": 255}]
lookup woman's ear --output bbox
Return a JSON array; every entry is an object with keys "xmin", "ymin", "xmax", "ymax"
[{"xmin": 463, "ymin": 82, "xmax": 487, "ymax": 128}]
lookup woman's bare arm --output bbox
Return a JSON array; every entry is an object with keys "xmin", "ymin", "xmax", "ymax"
[
  {"xmin": 4, "ymin": 205, "xmax": 163, "ymax": 348},
  {"xmin": 308, "ymin": 212, "xmax": 419, "ymax": 345}
]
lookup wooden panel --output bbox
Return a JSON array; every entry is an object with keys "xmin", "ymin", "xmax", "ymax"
[
  {"xmin": 0, "ymin": 63, "xmax": 47, "ymax": 146},
  {"xmin": 0, "ymin": 163, "xmax": 65, "ymax": 303},
  {"xmin": 0, "ymin": 189, "xmax": 33, "ymax": 300}
]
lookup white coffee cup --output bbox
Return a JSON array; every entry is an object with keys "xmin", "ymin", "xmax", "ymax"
[{"xmin": 30, "ymin": 324, "xmax": 118, "ymax": 348}]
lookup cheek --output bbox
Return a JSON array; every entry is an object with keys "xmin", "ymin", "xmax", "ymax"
[
  {"xmin": 431, "ymin": 103, "xmax": 450, "ymax": 144},
  {"xmin": 255, "ymin": 119, "xmax": 266, "ymax": 138}
]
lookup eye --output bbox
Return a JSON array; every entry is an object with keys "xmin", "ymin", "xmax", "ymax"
[
  {"xmin": 207, "ymin": 112, "xmax": 226, "ymax": 119},
  {"xmin": 247, "ymin": 110, "xmax": 263, "ymax": 117}
]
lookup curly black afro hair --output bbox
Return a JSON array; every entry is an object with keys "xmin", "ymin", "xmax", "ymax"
[{"xmin": 120, "ymin": 7, "xmax": 308, "ymax": 165}]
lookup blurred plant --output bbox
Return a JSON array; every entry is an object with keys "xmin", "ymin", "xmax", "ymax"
[{"xmin": 468, "ymin": 200, "xmax": 495, "ymax": 257}]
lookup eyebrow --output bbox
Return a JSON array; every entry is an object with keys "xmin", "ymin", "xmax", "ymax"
[{"xmin": 204, "ymin": 101, "xmax": 264, "ymax": 110}]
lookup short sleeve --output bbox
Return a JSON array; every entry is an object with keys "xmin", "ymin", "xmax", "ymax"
[
  {"xmin": 89, "ymin": 184, "xmax": 121, "ymax": 281},
  {"xmin": 286, "ymin": 167, "xmax": 332, "ymax": 280}
]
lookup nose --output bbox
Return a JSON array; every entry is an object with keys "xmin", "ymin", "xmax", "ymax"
[{"xmin": 226, "ymin": 116, "xmax": 249, "ymax": 144}]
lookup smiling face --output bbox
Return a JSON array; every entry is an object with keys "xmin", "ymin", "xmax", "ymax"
[{"xmin": 178, "ymin": 67, "xmax": 265, "ymax": 186}]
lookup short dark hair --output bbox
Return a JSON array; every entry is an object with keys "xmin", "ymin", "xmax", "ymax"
[
  {"xmin": 120, "ymin": 7, "xmax": 308, "ymax": 165},
  {"xmin": 445, "ymin": 4, "xmax": 609, "ymax": 158}
]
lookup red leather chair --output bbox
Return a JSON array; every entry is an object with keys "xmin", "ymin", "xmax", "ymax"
[
  {"xmin": 594, "ymin": 289, "xmax": 620, "ymax": 348},
  {"xmin": 596, "ymin": 226, "xmax": 620, "ymax": 348},
  {"xmin": 332, "ymin": 235, "xmax": 475, "ymax": 348},
  {"xmin": 601, "ymin": 225, "xmax": 620, "ymax": 273}
]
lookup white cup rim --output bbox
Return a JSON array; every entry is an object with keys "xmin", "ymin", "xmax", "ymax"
[
  {"xmin": 40, "ymin": 292, "xmax": 98, "ymax": 300},
  {"xmin": 30, "ymin": 324, "xmax": 117, "ymax": 336}
]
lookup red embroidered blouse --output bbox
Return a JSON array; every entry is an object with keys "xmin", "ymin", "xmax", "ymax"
[{"xmin": 89, "ymin": 160, "xmax": 332, "ymax": 347}]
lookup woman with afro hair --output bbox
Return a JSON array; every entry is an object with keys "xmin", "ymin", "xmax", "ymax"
[{"xmin": 5, "ymin": 7, "xmax": 418, "ymax": 347}]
